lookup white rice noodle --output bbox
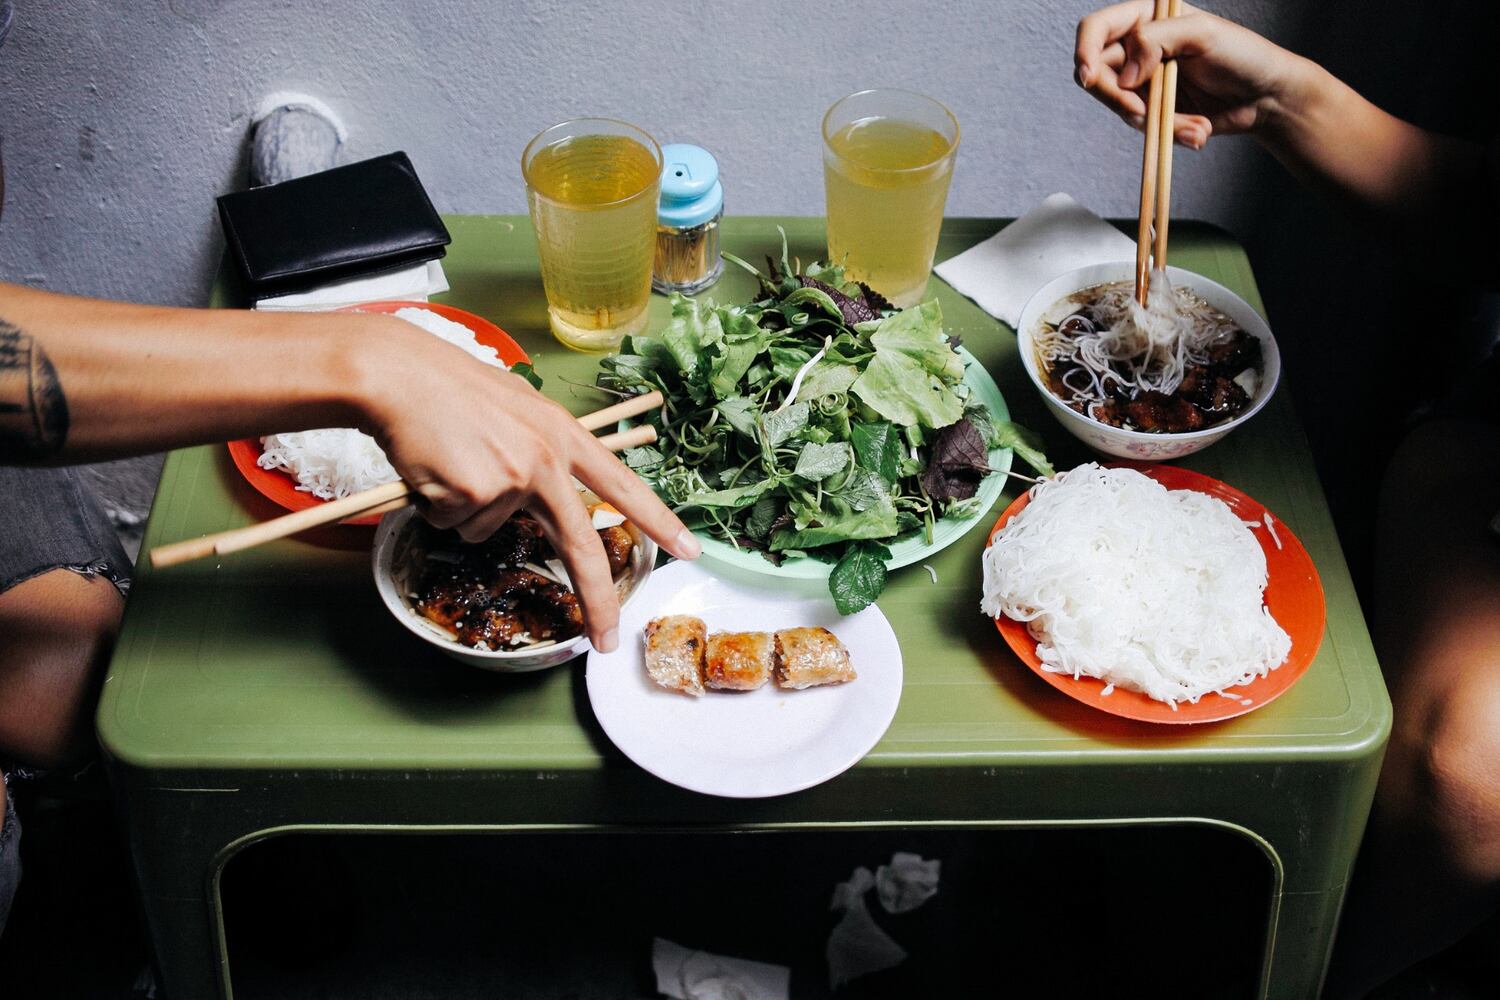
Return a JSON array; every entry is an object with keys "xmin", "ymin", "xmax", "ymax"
[
  {"xmin": 980, "ymin": 464, "xmax": 1292, "ymax": 707},
  {"xmin": 257, "ymin": 308, "xmax": 509, "ymax": 499},
  {"xmin": 1033, "ymin": 272, "xmax": 1242, "ymax": 412},
  {"xmin": 1264, "ymin": 511, "xmax": 1283, "ymax": 550}
]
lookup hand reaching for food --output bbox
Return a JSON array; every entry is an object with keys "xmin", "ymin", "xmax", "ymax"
[
  {"xmin": 1073, "ymin": 1, "xmax": 1310, "ymax": 148},
  {"xmin": 361, "ymin": 323, "xmax": 700, "ymax": 654}
]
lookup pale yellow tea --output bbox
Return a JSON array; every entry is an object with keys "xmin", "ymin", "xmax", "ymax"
[
  {"xmin": 525, "ymin": 132, "xmax": 660, "ymax": 351},
  {"xmin": 824, "ymin": 117, "xmax": 956, "ymax": 307}
]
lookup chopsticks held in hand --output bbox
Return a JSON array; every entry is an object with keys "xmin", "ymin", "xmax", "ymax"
[
  {"xmin": 1135, "ymin": 0, "xmax": 1182, "ymax": 305},
  {"xmin": 149, "ymin": 390, "xmax": 665, "ymax": 569}
]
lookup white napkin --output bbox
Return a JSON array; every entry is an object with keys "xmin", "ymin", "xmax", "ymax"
[
  {"xmin": 826, "ymin": 866, "xmax": 908, "ymax": 990},
  {"xmin": 933, "ymin": 192, "xmax": 1135, "ymax": 328},
  {"xmin": 652, "ymin": 938, "xmax": 790, "ymax": 1000},
  {"xmin": 874, "ymin": 852, "xmax": 941, "ymax": 915},
  {"xmin": 253, "ymin": 259, "xmax": 449, "ymax": 311}
]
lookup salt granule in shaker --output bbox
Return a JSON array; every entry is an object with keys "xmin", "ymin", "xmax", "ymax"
[{"xmin": 653, "ymin": 143, "xmax": 723, "ymax": 295}]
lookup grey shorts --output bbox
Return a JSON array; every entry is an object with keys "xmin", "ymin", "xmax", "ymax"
[
  {"xmin": 0, "ymin": 465, "xmax": 130, "ymax": 599},
  {"xmin": 0, "ymin": 464, "xmax": 131, "ymax": 934}
]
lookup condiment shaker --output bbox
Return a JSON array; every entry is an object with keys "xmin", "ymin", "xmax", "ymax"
[{"xmin": 653, "ymin": 143, "xmax": 723, "ymax": 295}]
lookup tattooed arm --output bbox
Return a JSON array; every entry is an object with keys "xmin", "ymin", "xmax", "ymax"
[
  {"xmin": 0, "ymin": 318, "xmax": 68, "ymax": 460},
  {"xmin": 0, "ymin": 282, "xmax": 400, "ymax": 464},
  {"xmin": 0, "ymin": 281, "xmax": 696, "ymax": 648}
]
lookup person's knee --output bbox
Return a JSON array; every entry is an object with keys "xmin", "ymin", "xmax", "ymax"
[
  {"xmin": 0, "ymin": 569, "xmax": 123, "ymax": 768},
  {"xmin": 1413, "ymin": 676, "xmax": 1500, "ymax": 879}
]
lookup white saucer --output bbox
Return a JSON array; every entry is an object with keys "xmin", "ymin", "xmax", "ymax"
[{"xmin": 586, "ymin": 560, "xmax": 903, "ymax": 798}]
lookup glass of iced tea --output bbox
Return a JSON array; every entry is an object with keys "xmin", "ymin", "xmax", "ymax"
[
  {"xmin": 822, "ymin": 90, "xmax": 959, "ymax": 308},
  {"xmin": 523, "ymin": 118, "xmax": 662, "ymax": 352}
]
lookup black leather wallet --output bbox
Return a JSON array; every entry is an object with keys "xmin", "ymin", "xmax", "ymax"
[{"xmin": 216, "ymin": 151, "xmax": 451, "ymax": 297}]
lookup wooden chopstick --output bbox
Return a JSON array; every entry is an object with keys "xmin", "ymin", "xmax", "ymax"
[
  {"xmin": 150, "ymin": 391, "xmax": 665, "ymax": 569},
  {"xmin": 1152, "ymin": 0, "xmax": 1183, "ymax": 273},
  {"xmin": 1134, "ymin": 0, "xmax": 1172, "ymax": 305},
  {"xmin": 576, "ymin": 389, "xmax": 663, "ymax": 431}
]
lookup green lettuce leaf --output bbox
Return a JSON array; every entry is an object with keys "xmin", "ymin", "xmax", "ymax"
[
  {"xmin": 660, "ymin": 295, "xmax": 721, "ymax": 377},
  {"xmin": 852, "ymin": 354, "xmax": 965, "ymax": 429},
  {"xmin": 677, "ymin": 480, "xmax": 772, "ymax": 509},
  {"xmin": 794, "ymin": 360, "xmax": 860, "ymax": 402},
  {"xmin": 849, "ymin": 301, "xmax": 965, "ymax": 429},
  {"xmin": 993, "ymin": 420, "xmax": 1055, "ymax": 477},
  {"xmin": 770, "ymin": 500, "xmax": 898, "ymax": 550}
]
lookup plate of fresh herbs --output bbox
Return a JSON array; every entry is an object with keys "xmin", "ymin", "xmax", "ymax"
[{"xmin": 598, "ymin": 241, "xmax": 1052, "ymax": 614}]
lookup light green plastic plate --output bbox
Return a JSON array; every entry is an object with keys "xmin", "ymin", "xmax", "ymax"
[{"xmin": 691, "ymin": 347, "xmax": 1012, "ymax": 579}]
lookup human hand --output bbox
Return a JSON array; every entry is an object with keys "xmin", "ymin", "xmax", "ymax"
[
  {"xmin": 359, "ymin": 321, "xmax": 699, "ymax": 654},
  {"xmin": 1074, "ymin": 2, "xmax": 1308, "ymax": 148}
]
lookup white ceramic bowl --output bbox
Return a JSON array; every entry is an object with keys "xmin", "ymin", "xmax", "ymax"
[
  {"xmin": 1016, "ymin": 262, "xmax": 1280, "ymax": 461},
  {"xmin": 372, "ymin": 504, "xmax": 656, "ymax": 672}
]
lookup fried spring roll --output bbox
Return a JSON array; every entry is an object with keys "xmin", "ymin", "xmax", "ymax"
[
  {"xmin": 773, "ymin": 627, "xmax": 856, "ymax": 690},
  {"xmin": 705, "ymin": 631, "xmax": 773, "ymax": 691},
  {"xmin": 644, "ymin": 615, "xmax": 706, "ymax": 697}
]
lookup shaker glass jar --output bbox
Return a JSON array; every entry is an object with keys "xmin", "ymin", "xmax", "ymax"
[{"xmin": 653, "ymin": 143, "xmax": 724, "ymax": 295}]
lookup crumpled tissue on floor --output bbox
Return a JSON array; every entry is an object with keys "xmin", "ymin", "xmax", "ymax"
[
  {"xmin": 826, "ymin": 865, "xmax": 908, "ymax": 990},
  {"xmin": 875, "ymin": 851, "xmax": 942, "ymax": 915}
]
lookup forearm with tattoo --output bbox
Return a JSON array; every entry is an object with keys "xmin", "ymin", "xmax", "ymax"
[{"xmin": 0, "ymin": 318, "xmax": 69, "ymax": 462}]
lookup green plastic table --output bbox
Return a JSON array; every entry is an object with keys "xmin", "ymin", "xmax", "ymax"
[{"xmin": 100, "ymin": 216, "xmax": 1390, "ymax": 999}]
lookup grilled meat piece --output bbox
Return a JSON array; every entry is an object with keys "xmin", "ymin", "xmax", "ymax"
[
  {"xmin": 1125, "ymin": 391, "xmax": 1206, "ymax": 433},
  {"xmin": 598, "ymin": 525, "xmax": 635, "ymax": 576},
  {"xmin": 414, "ymin": 566, "xmax": 583, "ymax": 650},
  {"xmin": 1205, "ymin": 330, "xmax": 1261, "ymax": 374}
]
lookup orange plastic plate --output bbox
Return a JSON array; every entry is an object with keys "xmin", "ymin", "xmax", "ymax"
[
  {"xmin": 987, "ymin": 464, "xmax": 1326, "ymax": 724},
  {"xmin": 226, "ymin": 301, "xmax": 529, "ymax": 526}
]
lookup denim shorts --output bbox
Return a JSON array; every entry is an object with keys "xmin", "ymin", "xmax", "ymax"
[
  {"xmin": 0, "ymin": 465, "xmax": 130, "ymax": 599},
  {"xmin": 0, "ymin": 464, "xmax": 130, "ymax": 934}
]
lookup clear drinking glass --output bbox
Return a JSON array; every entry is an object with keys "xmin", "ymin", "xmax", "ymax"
[
  {"xmin": 822, "ymin": 89, "xmax": 959, "ymax": 308},
  {"xmin": 523, "ymin": 118, "xmax": 662, "ymax": 352}
]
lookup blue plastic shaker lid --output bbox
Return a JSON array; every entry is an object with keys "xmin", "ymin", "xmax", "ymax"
[{"xmin": 658, "ymin": 143, "xmax": 723, "ymax": 228}]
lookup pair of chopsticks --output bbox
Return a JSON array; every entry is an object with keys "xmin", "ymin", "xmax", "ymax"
[
  {"xmin": 149, "ymin": 390, "xmax": 665, "ymax": 569},
  {"xmin": 1134, "ymin": 0, "xmax": 1183, "ymax": 305}
]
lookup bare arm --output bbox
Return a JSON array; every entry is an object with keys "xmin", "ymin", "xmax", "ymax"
[
  {"xmin": 0, "ymin": 282, "xmax": 381, "ymax": 462},
  {"xmin": 1074, "ymin": 2, "xmax": 1496, "ymax": 274},
  {"xmin": 0, "ymin": 282, "xmax": 699, "ymax": 651}
]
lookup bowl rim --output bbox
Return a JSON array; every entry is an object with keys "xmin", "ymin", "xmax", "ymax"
[
  {"xmin": 1015, "ymin": 261, "xmax": 1280, "ymax": 443},
  {"xmin": 370, "ymin": 504, "xmax": 655, "ymax": 662}
]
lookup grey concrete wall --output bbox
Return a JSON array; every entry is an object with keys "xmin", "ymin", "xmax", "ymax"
[
  {"xmin": 0, "ymin": 0, "xmax": 1495, "ymax": 575},
  {"xmin": 1, "ymin": 0, "xmax": 1286, "ymax": 305}
]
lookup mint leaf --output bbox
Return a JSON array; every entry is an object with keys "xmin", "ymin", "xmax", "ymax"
[
  {"xmin": 762, "ymin": 401, "xmax": 810, "ymax": 447},
  {"xmin": 769, "ymin": 345, "xmax": 813, "ymax": 382},
  {"xmin": 715, "ymin": 396, "xmax": 759, "ymax": 438},
  {"xmin": 829, "ymin": 542, "xmax": 888, "ymax": 615},
  {"xmin": 746, "ymin": 495, "xmax": 781, "ymax": 541},
  {"xmin": 851, "ymin": 421, "xmax": 903, "ymax": 484},
  {"xmin": 835, "ymin": 468, "xmax": 892, "ymax": 513},
  {"xmin": 794, "ymin": 441, "xmax": 850, "ymax": 481},
  {"xmin": 622, "ymin": 445, "xmax": 663, "ymax": 472}
]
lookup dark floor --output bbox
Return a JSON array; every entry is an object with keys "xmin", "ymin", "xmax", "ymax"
[{"xmin": 2, "ymin": 783, "xmax": 1497, "ymax": 1000}]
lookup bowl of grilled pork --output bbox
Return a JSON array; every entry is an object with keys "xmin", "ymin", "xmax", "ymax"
[{"xmin": 372, "ymin": 492, "xmax": 656, "ymax": 671}]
